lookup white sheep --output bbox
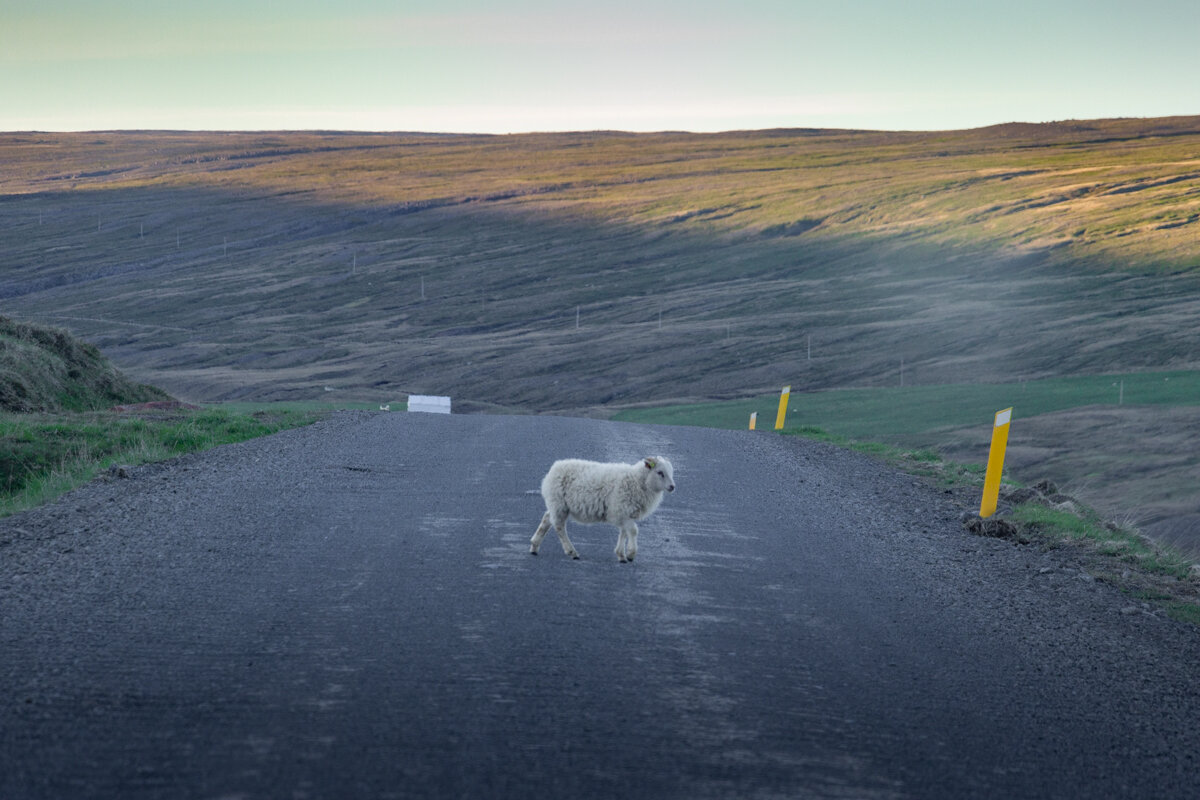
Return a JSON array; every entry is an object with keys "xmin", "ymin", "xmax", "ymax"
[{"xmin": 530, "ymin": 456, "xmax": 675, "ymax": 562}]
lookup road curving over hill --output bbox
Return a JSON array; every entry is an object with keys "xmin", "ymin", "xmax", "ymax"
[{"xmin": 3, "ymin": 411, "xmax": 1200, "ymax": 799}]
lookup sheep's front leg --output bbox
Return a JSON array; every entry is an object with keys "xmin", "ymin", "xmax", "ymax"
[
  {"xmin": 615, "ymin": 521, "xmax": 638, "ymax": 562},
  {"xmin": 625, "ymin": 521, "xmax": 639, "ymax": 562}
]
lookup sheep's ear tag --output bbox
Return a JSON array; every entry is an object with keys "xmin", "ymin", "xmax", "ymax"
[{"xmin": 645, "ymin": 458, "xmax": 656, "ymax": 469}]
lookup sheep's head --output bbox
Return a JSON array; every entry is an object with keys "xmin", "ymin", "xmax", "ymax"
[{"xmin": 643, "ymin": 457, "xmax": 675, "ymax": 493}]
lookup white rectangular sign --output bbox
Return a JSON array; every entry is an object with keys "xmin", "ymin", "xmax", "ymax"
[{"xmin": 408, "ymin": 395, "xmax": 452, "ymax": 414}]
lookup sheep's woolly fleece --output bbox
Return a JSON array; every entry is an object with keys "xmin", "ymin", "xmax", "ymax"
[{"xmin": 531, "ymin": 456, "xmax": 675, "ymax": 562}]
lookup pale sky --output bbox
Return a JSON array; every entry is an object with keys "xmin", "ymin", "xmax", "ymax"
[{"xmin": 2, "ymin": 0, "xmax": 1198, "ymax": 133}]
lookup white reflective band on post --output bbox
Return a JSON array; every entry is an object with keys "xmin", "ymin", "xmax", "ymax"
[{"xmin": 995, "ymin": 408, "xmax": 1012, "ymax": 427}]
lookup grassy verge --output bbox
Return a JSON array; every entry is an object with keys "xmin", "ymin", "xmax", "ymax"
[
  {"xmin": 0, "ymin": 407, "xmax": 324, "ymax": 517},
  {"xmin": 778, "ymin": 424, "xmax": 1200, "ymax": 625},
  {"xmin": 1008, "ymin": 503, "xmax": 1200, "ymax": 625},
  {"xmin": 783, "ymin": 424, "xmax": 988, "ymax": 487},
  {"xmin": 1009, "ymin": 503, "xmax": 1193, "ymax": 577}
]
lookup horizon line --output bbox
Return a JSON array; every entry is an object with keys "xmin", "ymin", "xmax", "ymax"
[{"xmin": 5, "ymin": 112, "xmax": 1200, "ymax": 138}]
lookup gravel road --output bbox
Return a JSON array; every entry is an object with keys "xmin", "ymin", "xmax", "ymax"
[{"xmin": 3, "ymin": 411, "xmax": 1200, "ymax": 799}]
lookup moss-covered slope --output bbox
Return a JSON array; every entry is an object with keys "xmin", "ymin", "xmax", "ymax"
[{"xmin": 0, "ymin": 316, "xmax": 169, "ymax": 412}]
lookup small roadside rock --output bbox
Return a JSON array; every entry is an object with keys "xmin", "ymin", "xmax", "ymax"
[
  {"xmin": 1001, "ymin": 480, "xmax": 1080, "ymax": 510},
  {"xmin": 1032, "ymin": 478, "xmax": 1060, "ymax": 495},
  {"xmin": 1003, "ymin": 487, "xmax": 1041, "ymax": 505},
  {"xmin": 108, "ymin": 464, "xmax": 134, "ymax": 479}
]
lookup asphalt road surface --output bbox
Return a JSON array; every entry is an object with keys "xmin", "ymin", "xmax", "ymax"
[{"xmin": 3, "ymin": 411, "xmax": 1200, "ymax": 799}]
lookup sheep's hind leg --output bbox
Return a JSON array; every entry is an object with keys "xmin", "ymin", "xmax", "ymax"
[
  {"xmin": 552, "ymin": 511, "xmax": 580, "ymax": 559},
  {"xmin": 530, "ymin": 511, "xmax": 552, "ymax": 555}
]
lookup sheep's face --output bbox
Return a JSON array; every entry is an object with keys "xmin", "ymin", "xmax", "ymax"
[{"xmin": 643, "ymin": 457, "xmax": 675, "ymax": 494}]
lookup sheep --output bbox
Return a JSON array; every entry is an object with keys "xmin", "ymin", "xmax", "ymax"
[{"xmin": 530, "ymin": 456, "xmax": 675, "ymax": 562}]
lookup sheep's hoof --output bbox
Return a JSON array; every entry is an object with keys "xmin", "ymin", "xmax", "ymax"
[
  {"xmin": 570, "ymin": 552, "xmax": 581, "ymax": 560},
  {"xmin": 529, "ymin": 550, "xmax": 538, "ymax": 556}
]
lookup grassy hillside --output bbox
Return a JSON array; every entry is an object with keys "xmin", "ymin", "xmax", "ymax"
[
  {"xmin": 0, "ymin": 315, "xmax": 168, "ymax": 411},
  {"xmin": 2, "ymin": 120, "xmax": 1200, "ymax": 410},
  {"xmin": 3, "ymin": 119, "xmax": 1199, "ymax": 271}
]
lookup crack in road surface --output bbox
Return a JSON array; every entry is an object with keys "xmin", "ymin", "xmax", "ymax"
[{"xmin": 2, "ymin": 411, "xmax": 1200, "ymax": 799}]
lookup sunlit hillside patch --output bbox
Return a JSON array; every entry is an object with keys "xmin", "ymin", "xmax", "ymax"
[{"xmin": 3, "ymin": 118, "xmax": 1199, "ymax": 269}]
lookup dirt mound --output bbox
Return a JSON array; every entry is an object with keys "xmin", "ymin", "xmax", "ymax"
[{"xmin": 964, "ymin": 515, "xmax": 1029, "ymax": 543}]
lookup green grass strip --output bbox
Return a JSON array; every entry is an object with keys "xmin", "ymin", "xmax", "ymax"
[
  {"xmin": 1009, "ymin": 503, "xmax": 1193, "ymax": 580},
  {"xmin": 614, "ymin": 369, "xmax": 1200, "ymax": 442},
  {"xmin": 0, "ymin": 408, "xmax": 322, "ymax": 517}
]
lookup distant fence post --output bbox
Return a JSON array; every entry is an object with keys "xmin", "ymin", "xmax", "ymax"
[
  {"xmin": 774, "ymin": 385, "xmax": 791, "ymax": 430},
  {"xmin": 980, "ymin": 407, "xmax": 1013, "ymax": 518},
  {"xmin": 749, "ymin": 412, "xmax": 757, "ymax": 431}
]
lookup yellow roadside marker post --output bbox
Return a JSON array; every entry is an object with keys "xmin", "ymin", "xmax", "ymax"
[
  {"xmin": 749, "ymin": 412, "xmax": 758, "ymax": 430},
  {"xmin": 774, "ymin": 385, "xmax": 791, "ymax": 430},
  {"xmin": 979, "ymin": 407, "xmax": 1013, "ymax": 518}
]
